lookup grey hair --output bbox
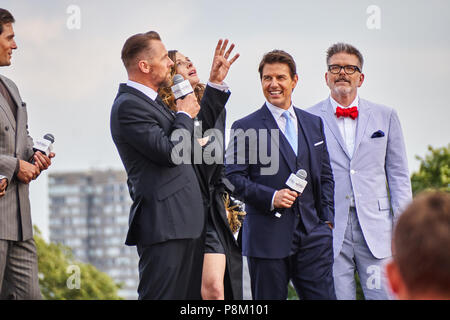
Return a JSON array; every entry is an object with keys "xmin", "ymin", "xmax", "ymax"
[{"xmin": 326, "ymin": 43, "xmax": 364, "ymax": 70}]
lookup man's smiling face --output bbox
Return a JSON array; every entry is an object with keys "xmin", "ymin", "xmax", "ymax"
[
  {"xmin": 0, "ymin": 23, "xmax": 17, "ymax": 67},
  {"xmin": 261, "ymin": 62, "xmax": 298, "ymax": 110}
]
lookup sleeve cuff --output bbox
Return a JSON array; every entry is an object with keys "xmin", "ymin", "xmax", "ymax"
[
  {"xmin": 14, "ymin": 158, "xmax": 20, "ymax": 176},
  {"xmin": 270, "ymin": 191, "xmax": 277, "ymax": 211},
  {"xmin": 176, "ymin": 111, "xmax": 193, "ymax": 119},
  {"xmin": 207, "ymin": 81, "xmax": 230, "ymax": 92}
]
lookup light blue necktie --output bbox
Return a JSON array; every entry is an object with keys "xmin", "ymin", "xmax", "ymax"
[{"xmin": 282, "ymin": 110, "xmax": 297, "ymax": 155}]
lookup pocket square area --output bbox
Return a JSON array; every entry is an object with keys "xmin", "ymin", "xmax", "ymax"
[
  {"xmin": 314, "ymin": 141, "xmax": 324, "ymax": 146},
  {"xmin": 371, "ymin": 130, "xmax": 385, "ymax": 138}
]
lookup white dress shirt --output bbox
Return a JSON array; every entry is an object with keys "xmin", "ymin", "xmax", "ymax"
[
  {"xmin": 329, "ymin": 95, "xmax": 359, "ymax": 158},
  {"xmin": 265, "ymin": 101, "xmax": 297, "ymax": 211},
  {"xmin": 265, "ymin": 101, "xmax": 298, "ymax": 136},
  {"xmin": 330, "ymin": 95, "xmax": 359, "ymax": 207}
]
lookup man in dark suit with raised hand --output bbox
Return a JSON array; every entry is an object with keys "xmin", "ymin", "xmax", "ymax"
[
  {"xmin": 110, "ymin": 31, "xmax": 238, "ymax": 299},
  {"xmin": 225, "ymin": 50, "xmax": 336, "ymax": 299}
]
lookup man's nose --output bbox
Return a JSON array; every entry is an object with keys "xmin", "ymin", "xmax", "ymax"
[{"xmin": 269, "ymin": 79, "xmax": 279, "ymax": 88}]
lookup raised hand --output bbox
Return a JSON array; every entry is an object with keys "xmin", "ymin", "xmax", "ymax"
[{"xmin": 209, "ymin": 39, "xmax": 240, "ymax": 85}]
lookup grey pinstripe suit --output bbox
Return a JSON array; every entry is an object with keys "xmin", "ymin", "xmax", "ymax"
[{"xmin": 0, "ymin": 74, "xmax": 41, "ymax": 299}]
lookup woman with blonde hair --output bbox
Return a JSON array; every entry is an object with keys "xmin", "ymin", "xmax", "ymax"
[{"xmin": 159, "ymin": 41, "xmax": 244, "ymax": 300}]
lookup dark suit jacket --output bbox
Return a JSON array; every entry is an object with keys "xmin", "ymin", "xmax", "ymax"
[
  {"xmin": 110, "ymin": 83, "xmax": 229, "ymax": 246},
  {"xmin": 0, "ymin": 74, "xmax": 35, "ymax": 241},
  {"xmin": 225, "ymin": 104, "xmax": 334, "ymax": 259}
]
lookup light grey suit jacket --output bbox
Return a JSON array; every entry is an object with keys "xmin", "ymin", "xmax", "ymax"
[
  {"xmin": 308, "ymin": 98, "xmax": 412, "ymax": 259},
  {"xmin": 0, "ymin": 74, "xmax": 35, "ymax": 241}
]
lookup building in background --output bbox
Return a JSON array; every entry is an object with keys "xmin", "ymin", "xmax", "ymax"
[{"xmin": 48, "ymin": 169, "xmax": 138, "ymax": 299}]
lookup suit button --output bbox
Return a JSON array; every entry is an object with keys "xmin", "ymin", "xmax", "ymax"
[
  {"xmin": 5, "ymin": 126, "xmax": 8, "ymax": 131},
  {"xmin": 345, "ymin": 196, "xmax": 350, "ymax": 199}
]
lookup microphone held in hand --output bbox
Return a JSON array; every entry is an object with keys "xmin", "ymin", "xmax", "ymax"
[
  {"xmin": 33, "ymin": 133, "xmax": 55, "ymax": 156},
  {"xmin": 285, "ymin": 169, "xmax": 308, "ymax": 194},
  {"xmin": 171, "ymin": 74, "xmax": 200, "ymax": 126},
  {"xmin": 274, "ymin": 169, "xmax": 308, "ymax": 218},
  {"xmin": 171, "ymin": 74, "xmax": 194, "ymax": 100}
]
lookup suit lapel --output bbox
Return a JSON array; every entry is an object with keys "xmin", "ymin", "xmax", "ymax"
[
  {"xmin": 261, "ymin": 104, "xmax": 296, "ymax": 173},
  {"xmin": 294, "ymin": 107, "xmax": 314, "ymax": 163},
  {"xmin": 120, "ymin": 84, "xmax": 175, "ymax": 121},
  {"xmin": 320, "ymin": 99, "xmax": 351, "ymax": 159},
  {"xmin": 0, "ymin": 77, "xmax": 17, "ymax": 131},
  {"xmin": 353, "ymin": 98, "xmax": 372, "ymax": 156},
  {"xmin": 295, "ymin": 107, "xmax": 320, "ymax": 193},
  {"xmin": 2, "ymin": 77, "xmax": 23, "ymax": 112}
]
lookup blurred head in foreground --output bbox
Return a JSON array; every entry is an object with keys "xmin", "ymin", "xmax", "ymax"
[{"xmin": 386, "ymin": 191, "xmax": 450, "ymax": 300}]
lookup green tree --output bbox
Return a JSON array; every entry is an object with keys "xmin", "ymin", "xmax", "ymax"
[
  {"xmin": 34, "ymin": 227, "xmax": 123, "ymax": 300},
  {"xmin": 411, "ymin": 144, "xmax": 450, "ymax": 195}
]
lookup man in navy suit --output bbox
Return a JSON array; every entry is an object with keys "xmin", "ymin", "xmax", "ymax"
[{"xmin": 225, "ymin": 50, "xmax": 336, "ymax": 299}]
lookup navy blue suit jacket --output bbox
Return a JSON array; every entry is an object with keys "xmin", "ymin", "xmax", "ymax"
[{"xmin": 225, "ymin": 104, "xmax": 334, "ymax": 259}]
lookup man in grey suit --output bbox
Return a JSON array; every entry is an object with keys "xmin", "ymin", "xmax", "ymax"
[
  {"xmin": 308, "ymin": 43, "xmax": 412, "ymax": 299},
  {"xmin": 0, "ymin": 8, "xmax": 54, "ymax": 299}
]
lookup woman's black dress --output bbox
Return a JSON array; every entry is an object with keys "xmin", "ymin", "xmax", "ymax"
[{"xmin": 194, "ymin": 109, "xmax": 243, "ymax": 300}]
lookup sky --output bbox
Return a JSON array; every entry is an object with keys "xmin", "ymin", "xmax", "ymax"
[{"xmin": 1, "ymin": 0, "xmax": 449, "ymax": 240}]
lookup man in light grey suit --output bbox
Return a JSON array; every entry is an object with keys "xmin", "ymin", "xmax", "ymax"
[
  {"xmin": 0, "ymin": 8, "xmax": 54, "ymax": 299},
  {"xmin": 308, "ymin": 43, "xmax": 412, "ymax": 300}
]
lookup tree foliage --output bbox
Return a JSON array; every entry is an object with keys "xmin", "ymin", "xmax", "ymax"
[
  {"xmin": 411, "ymin": 144, "xmax": 450, "ymax": 195},
  {"xmin": 34, "ymin": 227, "xmax": 123, "ymax": 300}
]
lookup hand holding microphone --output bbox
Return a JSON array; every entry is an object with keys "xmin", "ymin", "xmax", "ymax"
[
  {"xmin": 171, "ymin": 74, "xmax": 200, "ymax": 119},
  {"xmin": 274, "ymin": 169, "xmax": 308, "ymax": 218},
  {"xmin": 31, "ymin": 133, "xmax": 55, "ymax": 172},
  {"xmin": 273, "ymin": 189, "xmax": 299, "ymax": 209}
]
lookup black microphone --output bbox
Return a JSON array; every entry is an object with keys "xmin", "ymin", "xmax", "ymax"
[{"xmin": 274, "ymin": 169, "xmax": 308, "ymax": 218}]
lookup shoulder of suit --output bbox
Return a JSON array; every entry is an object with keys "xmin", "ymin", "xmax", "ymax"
[
  {"xmin": 305, "ymin": 99, "xmax": 328, "ymax": 115},
  {"xmin": 232, "ymin": 105, "xmax": 266, "ymax": 127},
  {"xmin": 0, "ymin": 73, "xmax": 12, "ymax": 83},
  {"xmin": 113, "ymin": 90, "xmax": 152, "ymax": 116},
  {"xmin": 0, "ymin": 74, "xmax": 19, "ymax": 91},
  {"xmin": 359, "ymin": 98, "xmax": 395, "ymax": 115},
  {"xmin": 294, "ymin": 106, "xmax": 322, "ymax": 123},
  {"xmin": 115, "ymin": 84, "xmax": 150, "ymax": 105}
]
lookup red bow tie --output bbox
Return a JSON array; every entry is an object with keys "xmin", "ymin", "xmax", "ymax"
[{"xmin": 336, "ymin": 106, "xmax": 358, "ymax": 120}]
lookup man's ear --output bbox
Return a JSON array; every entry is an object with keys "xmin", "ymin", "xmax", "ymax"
[
  {"xmin": 138, "ymin": 60, "xmax": 151, "ymax": 74},
  {"xmin": 386, "ymin": 261, "xmax": 406, "ymax": 299},
  {"xmin": 358, "ymin": 72, "xmax": 365, "ymax": 88}
]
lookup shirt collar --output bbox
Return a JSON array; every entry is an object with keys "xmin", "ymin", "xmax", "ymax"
[
  {"xmin": 126, "ymin": 80, "xmax": 158, "ymax": 101},
  {"xmin": 329, "ymin": 95, "xmax": 359, "ymax": 112},
  {"xmin": 265, "ymin": 101, "xmax": 296, "ymax": 120}
]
